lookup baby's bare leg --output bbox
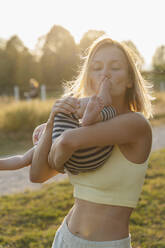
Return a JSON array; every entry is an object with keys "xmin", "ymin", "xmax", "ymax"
[
  {"xmin": 75, "ymin": 97, "xmax": 103, "ymax": 126},
  {"xmin": 75, "ymin": 97, "xmax": 89, "ymax": 119},
  {"xmin": 97, "ymin": 76, "xmax": 112, "ymax": 106},
  {"xmin": 81, "ymin": 96, "xmax": 104, "ymax": 126},
  {"xmin": 81, "ymin": 78, "xmax": 112, "ymax": 126}
]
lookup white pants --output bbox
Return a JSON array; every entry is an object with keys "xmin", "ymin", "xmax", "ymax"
[{"xmin": 51, "ymin": 217, "xmax": 132, "ymax": 248}]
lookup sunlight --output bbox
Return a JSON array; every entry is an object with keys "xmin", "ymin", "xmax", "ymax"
[{"xmin": 0, "ymin": 0, "xmax": 165, "ymax": 65}]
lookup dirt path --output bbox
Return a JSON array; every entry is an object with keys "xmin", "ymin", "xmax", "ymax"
[{"xmin": 0, "ymin": 125, "xmax": 165, "ymax": 196}]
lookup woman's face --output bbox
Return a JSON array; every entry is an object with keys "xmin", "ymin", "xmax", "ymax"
[{"xmin": 88, "ymin": 44, "xmax": 132, "ymax": 97}]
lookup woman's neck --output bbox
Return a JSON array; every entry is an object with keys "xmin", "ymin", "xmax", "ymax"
[{"xmin": 111, "ymin": 97, "xmax": 130, "ymax": 115}]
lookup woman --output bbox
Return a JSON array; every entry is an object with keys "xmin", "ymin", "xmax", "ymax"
[{"xmin": 30, "ymin": 36, "xmax": 153, "ymax": 248}]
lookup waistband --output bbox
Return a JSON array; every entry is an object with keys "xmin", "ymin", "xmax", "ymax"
[{"xmin": 58, "ymin": 216, "xmax": 132, "ymax": 248}]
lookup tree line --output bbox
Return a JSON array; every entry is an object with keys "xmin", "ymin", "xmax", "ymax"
[{"xmin": 0, "ymin": 25, "xmax": 164, "ymax": 97}]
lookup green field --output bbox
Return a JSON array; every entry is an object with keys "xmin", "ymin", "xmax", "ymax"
[{"xmin": 0, "ymin": 149, "xmax": 165, "ymax": 248}]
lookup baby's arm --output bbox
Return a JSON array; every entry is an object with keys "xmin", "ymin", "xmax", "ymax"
[
  {"xmin": 0, "ymin": 147, "xmax": 34, "ymax": 170},
  {"xmin": 0, "ymin": 123, "xmax": 46, "ymax": 171}
]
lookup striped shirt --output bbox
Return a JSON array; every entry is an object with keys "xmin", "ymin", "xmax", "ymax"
[{"xmin": 52, "ymin": 106, "xmax": 116, "ymax": 174}]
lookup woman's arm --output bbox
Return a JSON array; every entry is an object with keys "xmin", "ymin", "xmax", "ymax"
[
  {"xmin": 65, "ymin": 112, "xmax": 152, "ymax": 148},
  {"xmin": 48, "ymin": 135, "xmax": 75, "ymax": 172},
  {"xmin": 30, "ymin": 112, "xmax": 59, "ymax": 183},
  {"xmin": 30, "ymin": 96, "xmax": 79, "ymax": 183},
  {"xmin": 50, "ymin": 112, "xmax": 152, "ymax": 169}
]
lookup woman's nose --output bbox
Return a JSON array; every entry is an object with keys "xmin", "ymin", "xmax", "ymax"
[
  {"xmin": 105, "ymin": 73, "xmax": 111, "ymax": 79},
  {"xmin": 101, "ymin": 71, "xmax": 111, "ymax": 79},
  {"xmin": 102, "ymin": 67, "xmax": 111, "ymax": 78}
]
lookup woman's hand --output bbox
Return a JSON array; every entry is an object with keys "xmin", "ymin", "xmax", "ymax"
[
  {"xmin": 32, "ymin": 95, "xmax": 79, "ymax": 146},
  {"xmin": 45, "ymin": 96, "xmax": 80, "ymax": 131},
  {"xmin": 51, "ymin": 96, "xmax": 79, "ymax": 115}
]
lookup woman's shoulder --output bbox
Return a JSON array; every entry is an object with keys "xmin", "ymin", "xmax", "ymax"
[
  {"xmin": 121, "ymin": 110, "xmax": 150, "ymax": 122},
  {"xmin": 114, "ymin": 110, "xmax": 151, "ymax": 132},
  {"xmin": 124, "ymin": 111, "xmax": 152, "ymax": 135},
  {"xmin": 117, "ymin": 111, "xmax": 152, "ymax": 151},
  {"xmin": 133, "ymin": 111, "xmax": 151, "ymax": 126}
]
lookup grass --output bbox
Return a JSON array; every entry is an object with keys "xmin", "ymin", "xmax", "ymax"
[
  {"xmin": 0, "ymin": 149, "xmax": 165, "ymax": 247},
  {"xmin": 0, "ymin": 180, "xmax": 74, "ymax": 247},
  {"xmin": 0, "ymin": 132, "xmax": 32, "ymax": 156},
  {"xmin": 0, "ymin": 99, "xmax": 53, "ymax": 133},
  {"xmin": 130, "ymin": 149, "xmax": 165, "ymax": 247}
]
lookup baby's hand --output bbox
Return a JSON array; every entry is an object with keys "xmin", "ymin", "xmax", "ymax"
[{"xmin": 47, "ymin": 97, "xmax": 80, "ymax": 126}]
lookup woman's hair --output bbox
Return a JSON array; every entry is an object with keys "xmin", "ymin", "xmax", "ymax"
[{"xmin": 63, "ymin": 35, "xmax": 154, "ymax": 119}]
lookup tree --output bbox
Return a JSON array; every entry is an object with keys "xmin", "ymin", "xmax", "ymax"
[
  {"xmin": 0, "ymin": 48, "xmax": 11, "ymax": 92},
  {"xmin": 34, "ymin": 35, "xmax": 46, "ymax": 60},
  {"xmin": 122, "ymin": 40, "xmax": 144, "ymax": 70},
  {"xmin": 3, "ymin": 35, "xmax": 39, "ymax": 95},
  {"xmin": 39, "ymin": 25, "xmax": 79, "ymax": 91},
  {"xmin": 152, "ymin": 45, "xmax": 165, "ymax": 72},
  {"xmin": 0, "ymin": 38, "xmax": 6, "ymax": 50},
  {"xmin": 79, "ymin": 30, "xmax": 106, "ymax": 55},
  {"xmin": 5, "ymin": 35, "xmax": 27, "ymax": 88}
]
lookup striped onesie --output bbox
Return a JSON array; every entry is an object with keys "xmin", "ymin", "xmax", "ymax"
[{"xmin": 52, "ymin": 106, "xmax": 116, "ymax": 174}]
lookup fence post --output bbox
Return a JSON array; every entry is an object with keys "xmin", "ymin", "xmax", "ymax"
[
  {"xmin": 14, "ymin": 86, "xmax": 20, "ymax": 101},
  {"xmin": 41, "ymin": 84, "xmax": 46, "ymax": 101},
  {"xmin": 160, "ymin": 82, "xmax": 165, "ymax": 91}
]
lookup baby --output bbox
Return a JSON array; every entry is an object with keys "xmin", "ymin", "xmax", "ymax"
[{"xmin": 0, "ymin": 79, "xmax": 116, "ymax": 174}]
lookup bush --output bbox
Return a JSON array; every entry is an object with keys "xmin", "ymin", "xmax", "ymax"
[{"xmin": 0, "ymin": 99, "xmax": 55, "ymax": 133}]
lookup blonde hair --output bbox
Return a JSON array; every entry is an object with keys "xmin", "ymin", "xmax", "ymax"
[{"xmin": 63, "ymin": 35, "xmax": 154, "ymax": 119}]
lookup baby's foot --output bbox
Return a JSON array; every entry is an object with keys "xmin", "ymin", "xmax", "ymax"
[
  {"xmin": 75, "ymin": 97, "xmax": 89, "ymax": 119},
  {"xmin": 98, "ymin": 77, "xmax": 112, "ymax": 106},
  {"xmin": 81, "ymin": 95, "xmax": 104, "ymax": 126}
]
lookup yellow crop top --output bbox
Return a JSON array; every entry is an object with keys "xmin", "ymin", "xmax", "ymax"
[{"xmin": 67, "ymin": 145, "xmax": 149, "ymax": 208}]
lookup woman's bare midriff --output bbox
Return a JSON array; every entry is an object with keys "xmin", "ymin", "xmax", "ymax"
[
  {"xmin": 66, "ymin": 198, "xmax": 133, "ymax": 241},
  {"xmin": 65, "ymin": 143, "xmax": 147, "ymax": 242}
]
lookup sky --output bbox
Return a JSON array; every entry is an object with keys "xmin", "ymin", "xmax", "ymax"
[{"xmin": 0, "ymin": 0, "xmax": 164, "ymax": 67}]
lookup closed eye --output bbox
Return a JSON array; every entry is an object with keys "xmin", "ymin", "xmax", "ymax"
[
  {"xmin": 94, "ymin": 67, "xmax": 101, "ymax": 70},
  {"xmin": 111, "ymin": 67, "xmax": 120, "ymax": 70},
  {"xmin": 91, "ymin": 65, "xmax": 102, "ymax": 70}
]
